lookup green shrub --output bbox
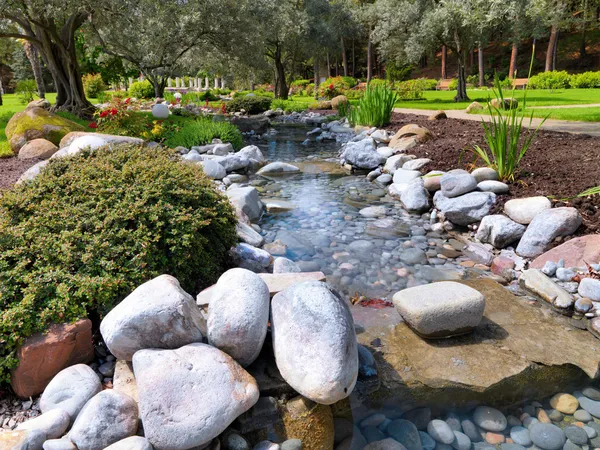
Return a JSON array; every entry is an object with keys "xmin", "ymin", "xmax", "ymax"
[
  {"xmin": 386, "ymin": 62, "xmax": 413, "ymax": 82},
  {"xmin": 129, "ymin": 80, "xmax": 155, "ymax": 99},
  {"xmin": 82, "ymin": 73, "xmax": 106, "ymax": 99},
  {"xmin": 305, "ymin": 83, "xmax": 315, "ymax": 96},
  {"xmin": 448, "ymin": 79, "xmax": 458, "ymax": 90},
  {"xmin": 420, "ymin": 79, "xmax": 439, "ymax": 90},
  {"xmin": 348, "ymin": 83, "xmax": 398, "ymax": 127},
  {"xmin": 528, "ymin": 70, "xmax": 571, "ymax": 89},
  {"xmin": 271, "ymin": 99, "xmax": 311, "ymax": 113},
  {"xmin": 396, "ymin": 79, "xmax": 428, "ymax": 99},
  {"xmin": 16, "ymin": 80, "xmax": 37, "ymax": 104},
  {"xmin": 319, "ymin": 76, "xmax": 358, "ymax": 98},
  {"xmin": 225, "ymin": 95, "xmax": 272, "ymax": 114},
  {"xmin": 291, "ymin": 79, "xmax": 311, "ymax": 87},
  {"xmin": 569, "ymin": 71, "xmax": 600, "ymax": 88},
  {"xmin": 0, "ymin": 145, "xmax": 238, "ymax": 383},
  {"xmin": 165, "ymin": 117, "xmax": 243, "ymax": 149},
  {"xmin": 342, "ymin": 88, "xmax": 364, "ymax": 99}
]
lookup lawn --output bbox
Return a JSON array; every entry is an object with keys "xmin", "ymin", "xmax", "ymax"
[{"xmin": 525, "ymin": 106, "xmax": 600, "ymax": 122}]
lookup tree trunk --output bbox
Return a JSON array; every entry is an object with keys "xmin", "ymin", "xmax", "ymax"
[
  {"xmin": 545, "ymin": 25, "xmax": 558, "ymax": 72},
  {"xmin": 478, "ymin": 44, "xmax": 484, "ymax": 87},
  {"xmin": 341, "ymin": 37, "xmax": 348, "ymax": 77},
  {"xmin": 441, "ymin": 45, "xmax": 447, "ymax": 79},
  {"xmin": 24, "ymin": 42, "xmax": 45, "ymax": 98},
  {"xmin": 0, "ymin": 80, "xmax": 3, "ymax": 106},
  {"xmin": 580, "ymin": 0, "xmax": 588, "ymax": 59},
  {"xmin": 552, "ymin": 30, "xmax": 559, "ymax": 70},
  {"xmin": 454, "ymin": 52, "xmax": 470, "ymax": 102},
  {"xmin": 469, "ymin": 49, "xmax": 474, "ymax": 71},
  {"xmin": 335, "ymin": 57, "xmax": 339, "ymax": 77},
  {"xmin": 352, "ymin": 38, "xmax": 355, "ymax": 77},
  {"xmin": 326, "ymin": 52, "xmax": 330, "ymax": 78},
  {"xmin": 367, "ymin": 33, "xmax": 373, "ymax": 83},
  {"xmin": 274, "ymin": 45, "xmax": 288, "ymax": 100},
  {"xmin": 509, "ymin": 43, "xmax": 518, "ymax": 78},
  {"xmin": 314, "ymin": 59, "xmax": 319, "ymax": 100}
]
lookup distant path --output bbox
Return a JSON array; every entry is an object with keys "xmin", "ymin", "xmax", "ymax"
[{"xmin": 393, "ymin": 107, "xmax": 600, "ymax": 137}]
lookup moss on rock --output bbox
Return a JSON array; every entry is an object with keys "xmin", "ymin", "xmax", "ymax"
[{"xmin": 5, "ymin": 107, "xmax": 86, "ymax": 153}]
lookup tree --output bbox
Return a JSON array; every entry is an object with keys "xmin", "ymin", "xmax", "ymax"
[
  {"xmin": 90, "ymin": 0, "xmax": 252, "ymax": 98},
  {"xmin": 22, "ymin": 40, "xmax": 45, "ymax": 98},
  {"xmin": 0, "ymin": 0, "xmax": 94, "ymax": 115}
]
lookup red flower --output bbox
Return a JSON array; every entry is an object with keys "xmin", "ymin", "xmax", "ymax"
[
  {"xmin": 329, "ymin": 83, "xmax": 334, "ymax": 90},
  {"xmin": 99, "ymin": 110, "xmax": 109, "ymax": 118},
  {"xmin": 88, "ymin": 122, "xmax": 98, "ymax": 129},
  {"xmin": 221, "ymin": 102, "xmax": 226, "ymax": 114},
  {"xmin": 110, "ymin": 108, "xmax": 118, "ymax": 116},
  {"xmin": 125, "ymin": 98, "xmax": 131, "ymax": 104}
]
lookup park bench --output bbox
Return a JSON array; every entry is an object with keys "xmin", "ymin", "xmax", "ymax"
[
  {"xmin": 512, "ymin": 78, "xmax": 529, "ymax": 89},
  {"xmin": 436, "ymin": 79, "xmax": 453, "ymax": 90}
]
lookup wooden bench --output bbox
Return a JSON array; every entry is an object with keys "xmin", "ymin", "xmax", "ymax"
[
  {"xmin": 512, "ymin": 78, "xmax": 529, "ymax": 89},
  {"xmin": 436, "ymin": 79, "xmax": 453, "ymax": 90}
]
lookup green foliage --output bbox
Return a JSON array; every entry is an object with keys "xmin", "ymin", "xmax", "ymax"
[
  {"xmin": 420, "ymin": 79, "xmax": 440, "ymax": 91},
  {"xmin": 164, "ymin": 117, "xmax": 243, "ymax": 149},
  {"xmin": 348, "ymin": 83, "xmax": 398, "ymax": 127},
  {"xmin": 578, "ymin": 186, "xmax": 600, "ymax": 197},
  {"xmin": 0, "ymin": 145, "xmax": 238, "ymax": 383},
  {"xmin": 448, "ymin": 79, "xmax": 458, "ymax": 90},
  {"xmin": 290, "ymin": 79, "xmax": 311, "ymax": 87},
  {"xmin": 226, "ymin": 96, "xmax": 272, "ymax": 114},
  {"xmin": 386, "ymin": 62, "xmax": 413, "ymax": 82},
  {"xmin": 528, "ymin": 71, "xmax": 571, "ymax": 90},
  {"xmin": 319, "ymin": 76, "xmax": 358, "ymax": 99},
  {"xmin": 396, "ymin": 79, "xmax": 429, "ymax": 99},
  {"xmin": 271, "ymin": 99, "xmax": 311, "ymax": 113},
  {"xmin": 15, "ymin": 80, "xmax": 37, "ymax": 104},
  {"xmin": 569, "ymin": 72, "xmax": 600, "ymax": 89},
  {"xmin": 129, "ymin": 80, "xmax": 155, "ymax": 99},
  {"xmin": 471, "ymin": 75, "xmax": 546, "ymax": 182},
  {"xmin": 82, "ymin": 73, "xmax": 107, "ymax": 99}
]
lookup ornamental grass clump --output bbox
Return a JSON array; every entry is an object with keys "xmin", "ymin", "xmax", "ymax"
[
  {"xmin": 348, "ymin": 83, "xmax": 398, "ymax": 127},
  {"xmin": 0, "ymin": 144, "xmax": 238, "ymax": 383},
  {"xmin": 471, "ymin": 48, "xmax": 547, "ymax": 182}
]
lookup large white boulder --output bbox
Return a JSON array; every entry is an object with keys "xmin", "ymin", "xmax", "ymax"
[
  {"xmin": 393, "ymin": 282, "xmax": 485, "ymax": 338},
  {"xmin": 200, "ymin": 159, "xmax": 227, "ymax": 179},
  {"xmin": 238, "ymin": 145, "xmax": 265, "ymax": 164},
  {"xmin": 226, "ymin": 187, "xmax": 264, "ymax": 222},
  {"xmin": 401, "ymin": 178, "xmax": 430, "ymax": 212},
  {"xmin": 152, "ymin": 104, "xmax": 169, "ymax": 119},
  {"xmin": 257, "ymin": 162, "xmax": 301, "ymax": 176},
  {"xmin": 68, "ymin": 390, "xmax": 138, "ymax": 450},
  {"xmin": 133, "ymin": 343, "xmax": 259, "ymax": 450},
  {"xmin": 16, "ymin": 409, "xmax": 70, "ymax": 440},
  {"xmin": 271, "ymin": 281, "xmax": 358, "ymax": 405},
  {"xmin": 504, "ymin": 196, "xmax": 552, "ymax": 225},
  {"xmin": 207, "ymin": 268, "xmax": 270, "ymax": 366},
  {"xmin": 40, "ymin": 364, "xmax": 102, "ymax": 420},
  {"xmin": 100, "ymin": 275, "xmax": 204, "ymax": 360},
  {"xmin": 16, "ymin": 160, "xmax": 49, "ymax": 184},
  {"xmin": 476, "ymin": 215, "xmax": 526, "ymax": 249}
]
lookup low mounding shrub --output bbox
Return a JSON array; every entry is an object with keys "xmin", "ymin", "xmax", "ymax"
[
  {"xmin": 448, "ymin": 79, "xmax": 458, "ymax": 90},
  {"xmin": 290, "ymin": 79, "xmax": 311, "ymax": 95},
  {"xmin": 528, "ymin": 70, "xmax": 571, "ymax": 89},
  {"xmin": 225, "ymin": 95, "xmax": 272, "ymax": 115},
  {"xmin": 129, "ymin": 80, "xmax": 155, "ymax": 99},
  {"xmin": 348, "ymin": 83, "xmax": 398, "ymax": 127},
  {"xmin": 396, "ymin": 79, "xmax": 427, "ymax": 99},
  {"xmin": 82, "ymin": 73, "xmax": 106, "ymax": 99},
  {"xmin": 0, "ymin": 145, "xmax": 238, "ymax": 383},
  {"xmin": 569, "ymin": 71, "xmax": 600, "ymax": 89},
  {"xmin": 271, "ymin": 99, "xmax": 311, "ymax": 113},
  {"xmin": 165, "ymin": 117, "xmax": 243, "ymax": 149},
  {"xmin": 319, "ymin": 76, "xmax": 358, "ymax": 99}
]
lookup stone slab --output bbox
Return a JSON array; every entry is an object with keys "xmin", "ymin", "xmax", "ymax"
[
  {"xmin": 353, "ymin": 279, "xmax": 600, "ymax": 410},
  {"xmin": 531, "ymin": 235, "xmax": 600, "ymax": 270},
  {"xmin": 197, "ymin": 271, "xmax": 326, "ymax": 306}
]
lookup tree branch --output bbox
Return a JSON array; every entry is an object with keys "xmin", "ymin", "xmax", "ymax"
[{"xmin": 0, "ymin": 32, "xmax": 42, "ymax": 46}]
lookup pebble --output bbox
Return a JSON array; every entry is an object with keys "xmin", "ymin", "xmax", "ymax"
[
  {"xmin": 446, "ymin": 413, "xmax": 462, "ymax": 432},
  {"xmin": 547, "ymin": 410, "xmax": 563, "ymax": 422},
  {"xmin": 563, "ymin": 440, "xmax": 582, "ymax": 450},
  {"xmin": 542, "ymin": 261, "xmax": 558, "ymax": 277},
  {"xmin": 583, "ymin": 387, "xmax": 600, "ymax": 401},
  {"xmin": 507, "ymin": 416, "xmax": 522, "ymax": 427},
  {"xmin": 485, "ymin": 432, "xmax": 505, "ymax": 444},
  {"xmin": 473, "ymin": 406, "xmax": 507, "ymax": 432},
  {"xmin": 403, "ymin": 408, "xmax": 432, "ymax": 431},
  {"xmin": 280, "ymin": 439, "xmax": 302, "ymax": 450},
  {"xmin": 574, "ymin": 410, "xmax": 592, "ymax": 422},
  {"xmin": 550, "ymin": 393, "xmax": 579, "ymax": 414},
  {"xmin": 501, "ymin": 445, "xmax": 526, "ymax": 450},
  {"xmin": 536, "ymin": 409, "xmax": 551, "ymax": 423},
  {"xmin": 253, "ymin": 441, "xmax": 280, "ymax": 450},
  {"xmin": 428, "ymin": 419, "xmax": 456, "ymax": 444},
  {"xmin": 362, "ymin": 426, "xmax": 386, "ymax": 444},
  {"xmin": 360, "ymin": 413, "xmax": 387, "ymax": 428},
  {"xmin": 461, "ymin": 419, "xmax": 482, "ymax": 443},
  {"xmin": 523, "ymin": 416, "xmax": 539, "ymax": 429},
  {"xmin": 583, "ymin": 426, "xmax": 597, "ymax": 439},
  {"xmin": 564, "ymin": 426, "xmax": 589, "ymax": 445},
  {"xmin": 387, "ymin": 419, "xmax": 421, "ymax": 450},
  {"xmin": 451, "ymin": 431, "xmax": 471, "ymax": 450},
  {"xmin": 529, "ymin": 422, "xmax": 566, "ymax": 450},
  {"xmin": 420, "ymin": 431, "xmax": 437, "ymax": 450},
  {"xmin": 510, "ymin": 427, "xmax": 532, "ymax": 446}
]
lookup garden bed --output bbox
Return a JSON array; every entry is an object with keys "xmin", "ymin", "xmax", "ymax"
[{"xmin": 388, "ymin": 112, "xmax": 600, "ymax": 233}]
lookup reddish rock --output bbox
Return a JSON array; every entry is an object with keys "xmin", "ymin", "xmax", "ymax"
[
  {"xmin": 491, "ymin": 256, "xmax": 516, "ymax": 276},
  {"xmin": 531, "ymin": 235, "xmax": 600, "ymax": 270},
  {"xmin": 486, "ymin": 432, "xmax": 505, "ymax": 444},
  {"xmin": 11, "ymin": 319, "xmax": 94, "ymax": 398}
]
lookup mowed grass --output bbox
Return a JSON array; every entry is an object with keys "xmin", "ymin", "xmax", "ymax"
[{"xmin": 525, "ymin": 106, "xmax": 600, "ymax": 122}]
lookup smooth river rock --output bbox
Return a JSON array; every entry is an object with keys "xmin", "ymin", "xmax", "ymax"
[
  {"xmin": 100, "ymin": 274, "xmax": 204, "ymax": 360},
  {"xmin": 207, "ymin": 268, "xmax": 270, "ymax": 367},
  {"xmin": 227, "ymin": 187, "xmax": 265, "ymax": 222},
  {"xmin": 476, "ymin": 215, "xmax": 526, "ymax": 249},
  {"xmin": 104, "ymin": 436, "xmax": 153, "ymax": 450},
  {"xmin": 393, "ymin": 282, "xmax": 485, "ymax": 338},
  {"xmin": 472, "ymin": 406, "xmax": 507, "ymax": 432},
  {"xmin": 16, "ymin": 409, "xmax": 71, "ymax": 440},
  {"xmin": 40, "ymin": 364, "xmax": 102, "ymax": 420},
  {"xmin": 529, "ymin": 422, "xmax": 566, "ymax": 450},
  {"xmin": 257, "ymin": 162, "xmax": 301, "ymax": 176},
  {"xmin": 428, "ymin": 419, "xmax": 455, "ymax": 444},
  {"xmin": 440, "ymin": 173, "xmax": 478, "ymax": 198},
  {"xmin": 133, "ymin": 343, "xmax": 259, "ymax": 450},
  {"xmin": 270, "ymin": 281, "xmax": 358, "ymax": 405},
  {"xmin": 401, "ymin": 178, "xmax": 430, "ymax": 212},
  {"xmin": 504, "ymin": 196, "xmax": 551, "ymax": 225},
  {"xmin": 516, "ymin": 208, "xmax": 582, "ymax": 258},
  {"xmin": 433, "ymin": 191, "xmax": 496, "ymax": 226},
  {"xmin": 68, "ymin": 390, "xmax": 138, "ymax": 450}
]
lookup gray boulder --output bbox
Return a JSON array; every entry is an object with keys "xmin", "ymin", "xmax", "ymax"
[
  {"xmin": 100, "ymin": 275, "xmax": 204, "ymax": 360},
  {"xmin": 392, "ymin": 282, "xmax": 485, "ymax": 338},
  {"xmin": 271, "ymin": 281, "xmax": 358, "ymax": 404},
  {"xmin": 384, "ymin": 155, "xmax": 414, "ymax": 174},
  {"xmin": 217, "ymin": 154, "xmax": 250, "ymax": 172},
  {"xmin": 16, "ymin": 409, "xmax": 70, "ymax": 440},
  {"xmin": 229, "ymin": 243, "xmax": 272, "ymax": 272},
  {"xmin": 68, "ymin": 391, "xmax": 138, "ymax": 450},
  {"xmin": 211, "ymin": 143, "xmax": 234, "ymax": 156},
  {"xmin": 208, "ymin": 268, "xmax": 270, "ymax": 367},
  {"xmin": 423, "ymin": 171, "xmax": 444, "ymax": 192},
  {"xmin": 440, "ymin": 173, "xmax": 478, "ymax": 198},
  {"xmin": 257, "ymin": 162, "xmax": 301, "ymax": 176},
  {"xmin": 200, "ymin": 159, "xmax": 227, "ymax": 180},
  {"xmin": 40, "ymin": 364, "xmax": 102, "ymax": 420},
  {"xmin": 433, "ymin": 191, "xmax": 496, "ymax": 226},
  {"xmin": 516, "ymin": 208, "xmax": 582, "ymax": 258},
  {"xmin": 473, "ymin": 406, "xmax": 508, "ymax": 432},
  {"xmin": 238, "ymin": 145, "xmax": 265, "ymax": 164},
  {"xmin": 342, "ymin": 139, "xmax": 386, "ymax": 169},
  {"xmin": 401, "ymin": 178, "xmax": 430, "ymax": 212},
  {"xmin": 133, "ymin": 343, "xmax": 259, "ymax": 450},
  {"xmin": 403, "ymin": 158, "xmax": 431, "ymax": 171},
  {"xmin": 476, "ymin": 215, "xmax": 526, "ymax": 249},
  {"xmin": 104, "ymin": 437, "xmax": 153, "ymax": 450},
  {"xmin": 578, "ymin": 278, "xmax": 600, "ymax": 301},
  {"xmin": 477, "ymin": 180, "xmax": 509, "ymax": 194},
  {"xmin": 16, "ymin": 160, "xmax": 49, "ymax": 184},
  {"xmin": 273, "ymin": 257, "xmax": 302, "ymax": 273},
  {"xmin": 227, "ymin": 187, "xmax": 264, "ymax": 222},
  {"xmin": 393, "ymin": 169, "xmax": 422, "ymax": 185},
  {"xmin": 237, "ymin": 222, "xmax": 265, "ymax": 247},
  {"xmin": 43, "ymin": 439, "xmax": 77, "ymax": 450},
  {"xmin": 471, "ymin": 167, "xmax": 499, "ymax": 182}
]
